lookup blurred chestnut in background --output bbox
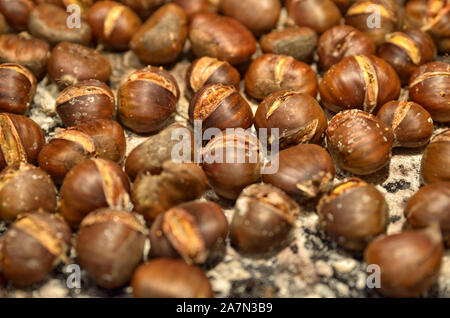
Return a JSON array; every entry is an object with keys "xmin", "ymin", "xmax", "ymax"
[
  {"xmin": 231, "ymin": 183, "xmax": 300, "ymax": 254},
  {"xmin": 421, "ymin": 129, "xmax": 450, "ymax": 184},
  {"xmin": 0, "ymin": 12, "xmax": 7, "ymax": 35},
  {"xmin": 118, "ymin": 66, "xmax": 179, "ymax": 133},
  {"xmin": 332, "ymin": 0, "xmax": 356, "ymax": 12},
  {"xmin": 254, "ymin": 91, "xmax": 327, "ymax": 149},
  {"xmin": 317, "ymin": 25, "xmax": 376, "ymax": 70},
  {"xmin": 245, "ymin": 54, "xmax": 318, "ymax": 100},
  {"xmin": 172, "ymin": 0, "xmax": 218, "ymax": 20},
  {"xmin": 0, "ymin": 0, "xmax": 34, "ymax": 31},
  {"xmin": 377, "ymin": 100, "xmax": 433, "ymax": 148},
  {"xmin": 0, "ymin": 63, "xmax": 36, "ymax": 114},
  {"xmin": 319, "ymin": 55, "xmax": 400, "ymax": 114},
  {"xmin": 317, "ymin": 178, "xmax": 389, "ymax": 251},
  {"xmin": 121, "ymin": 0, "xmax": 165, "ymax": 20},
  {"xmin": 409, "ymin": 61, "xmax": 450, "ymax": 123},
  {"xmin": 286, "ymin": 0, "xmax": 342, "ymax": 34},
  {"xmin": 131, "ymin": 3, "xmax": 187, "ymax": 65},
  {"xmin": 189, "ymin": 12, "xmax": 257, "ymax": 65}
]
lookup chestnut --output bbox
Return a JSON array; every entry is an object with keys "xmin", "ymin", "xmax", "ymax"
[
  {"xmin": 409, "ymin": 61, "xmax": 450, "ymax": 123},
  {"xmin": 0, "ymin": 63, "xmax": 37, "ymax": 114},
  {"xmin": 326, "ymin": 109, "xmax": 394, "ymax": 175},
  {"xmin": 118, "ymin": 66, "xmax": 179, "ymax": 134},
  {"xmin": 263, "ymin": 144, "xmax": 335, "ymax": 201},
  {"xmin": 421, "ymin": 129, "xmax": 450, "ymax": 184},
  {"xmin": 319, "ymin": 55, "xmax": 401, "ymax": 114},
  {"xmin": 149, "ymin": 200, "xmax": 228, "ymax": 263},
  {"xmin": 0, "ymin": 0, "xmax": 34, "ymax": 31},
  {"xmin": 87, "ymin": 1, "xmax": 142, "ymax": 51},
  {"xmin": 172, "ymin": 0, "xmax": 218, "ymax": 20},
  {"xmin": 0, "ymin": 12, "xmax": 7, "ymax": 35},
  {"xmin": 48, "ymin": 42, "xmax": 112, "ymax": 89},
  {"xmin": 28, "ymin": 3, "xmax": 92, "ymax": 46},
  {"xmin": 56, "ymin": 79, "xmax": 115, "ymax": 127},
  {"xmin": 59, "ymin": 158, "xmax": 131, "ymax": 228},
  {"xmin": 202, "ymin": 131, "xmax": 261, "ymax": 200},
  {"xmin": 121, "ymin": 0, "xmax": 165, "ymax": 20},
  {"xmin": 131, "ymin": 258, "xmax": 214, "ymax": 298},
  {"xmin": 231, "ymin": 183, "xmax": 300, "ymax": 254},
  {"xmin": 317, "ymin": 25, "xmax": 376, "ymax": 70},
  {"xmin": 0, "ymin": 33, "xmax": 50, "ymax": 79},
  {"xmin": 332, "ymin": 0, "xmax": 356, "ymax": 12},
  {"xmin": 286, "ymin": 0, "xmax": 342, "ymax": 34},
  {"xmin": 76, "ymin": 208, "xmax": 146, "ymax": 289},
  {"xmin": 378, "ymin": 30, "xmax": 437, "ymax": 84},
  {"xmin": 185, "ymin": 56, "xmax": 241, "ymax": 99},
  {"xmin": 132, "ymin": 161, "xmax": 208, "ymax": 222},
  {"xmin": 0, "ymin": 163, "xmax": 57, "ymax": 223},
  {"xmin": 189, "ymin": 12, "xmax": 257, "ymax": 65},
  {"xmin": 364, "ymin": 225, "xmax": 443, "ymax": 297},
  {"xmin": 245, "ymin": 53, "xmax": 318, "ymax": 101},
  {"xmin": 317, "ymin": 178, "xmax": 389, "ymax": 251},
  {"xmin": 219, "ymin": 0, "xmax": 281, "ymax": 36},
  {"xmin": 260, "ymin": 27, "xmax": 318, "ymax": 62},
  {"xmin": 125, "ymin": 123, "xmax": 193, "ymax": 180},
  {"xmin": 1, "ymin": 212, "xmax": 71, "ymax": 287},
  {"xmin": 189, "ymin": 83, "xmax": 253, "ymax": 132},
  {"xmin": 377, "ymin": 100, "xmax": 434, "ymax": 148},
  {"xmin": 131, "ymin": 3, "xmax": 187, "ymax": 65},
  {"xmin": 254, "ymin": 90, "xmax": 327, "ymax": 149}
]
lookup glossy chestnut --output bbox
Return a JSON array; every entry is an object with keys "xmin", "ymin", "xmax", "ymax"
[
  {"xmin": 0, "ymin": 0, "xmax": 34, "ymax": 31},
  {"xmin": 121, "ymin": 0, "xmax": 165, "ymax": 20},
  {"xmin": 421, "ymin": 129, "xmax": 450, "ymax": 184},
  {"xmin": 172, "ymin": 0, "xmax": 218, "ymax": 20}
]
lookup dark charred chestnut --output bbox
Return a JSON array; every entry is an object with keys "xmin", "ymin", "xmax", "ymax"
[
  {"xmin": 121, "ymin": 0, "xmax": 165, "ymax": 20},
  {"xmin": 0, "ymin": 0, "xmax": 34, "ymax": 31},
  {"xmin": 421, "ymin": 129, "xmax": 450, "ymax": 184},
  {"xmin": 172, "ymin": 0, "xmax": 218, "ymax": 20}
]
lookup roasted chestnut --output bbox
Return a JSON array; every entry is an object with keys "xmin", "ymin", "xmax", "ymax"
[
  {"xmin": 421, "ymin": 129, "xmax": 450, "ymax": 184},
  {"xmin": 172, "ymin": 0, "xmax": 218, "ymax": 20},
  {"xmin": 0, "ymin": 0, "xmax": 34, "ymax": 31},
  {"xmin": 121, "ymin": 0, "xmax": 165, "ymax": 20}
]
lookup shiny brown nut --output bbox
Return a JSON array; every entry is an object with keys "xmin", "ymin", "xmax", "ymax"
[
  {"xmin": 319, "ymin": 55, "xmax": 401, "ymax": 114},
  {"xmin": 0, "ymin": 163, "xmax": 57, "ymax": 223},
  {"xmin": 48, "ymin": 42, "xmax": 112, "ymax": 89},
  {"xmin": 149, "ymin": 200, "xmax": 228, "ymax": 263},
  {"xmin": 245, "ymin": 53, "xmax": 318, "ymax": 100},
  {"xmin": 326, "ymin": 109, "xmax": 394, "ymax": 175},
  {"xmin": 1, "ymin": 212, "xmax": 71, "ymax": 287},
  {"xmin": 409, "ymin": 61, "xmax": 450, "ymax": 123},
  {"xmin": 286, "ymin": 0, "xmax": 342, "ymax": 34},
  {"xmin": 132, "ymin": 161, "xmax": 208, "ymax": 222},
  {"xmin": 263, "ymin": 144, "xmax": 335, "ymax": 201},
  {"xmin": 189, "ymin": 12, "xmax": 257, "ymax": 65},
  {"xmin": 172, "ymin": 0, "xmax": 218, "ymax": 20},
  {"xmin": 260, "ymin": 27, "xmax": 318, "ymax": 62},
  {"xmin": 0, "ymin": 12, "xmax": 7, "ymax": 35},
  {"xmin": 121, "ymin": 0, "xmax": 165, "ymax": 20},
  {"xmin": 0, "ymin": 0, "xmax": 34, "ymax": 31},
  {"xmin": 317, "ymin": 178, "xmax": 389, "ymax": 251},
  {"xmin": 189, "ymin": 83, "xmax": 253, "ymax": 132},
  {"xmin": 364, "ymin": 225, "xmax": 443, "ymax": 297},
  {"xmin": 231, "ymin": 183, "xmax": 300, "ymax": 254},
  {"xmin": 0, "ymin": 63, "xmax": 37, "ymax": 114},
  {"xmin": 254, "ymin": 90, "xmax": 327, "ymax": 149},
  {"xmin": 131, "ymin": 258, "xmax": 214, "ymax": 298},
  {"xmin": 118, "ymin": 66, "xmax": 179, "ymax": 133},
  {"xmin": 131, "ymin": 3, "xmax": 187, "ymax": 65},
  {"xmin": 87, "ymin": 1, "xmax": 142, "ymax": 51},
  {"xmin": 0, "ymin": 33, "xmax": 50, "ymax": 79},
  {"xmin": 421, "ymin": 129, "xmax": 450, "ymax": 184},
  {"xmin": 377, "ymin": 100, "xmax": 434, "ymax": 148},
  {"xmin": 55, "ymin": 79, "xmax": 115, "ymax": 127},
  {"xmin": 28, "ymin": 3, "xmax": 92, "ymax": 46},
  {"xmin": 317, "ymin": 25, "xmax": 376, "ymax": 70},
  {"xmin": 59, "ymin": 158, "xmax": 131, "ymax": 228},
  {"xmin": 76, "ymin": 208, "xmax": 146, "ymax": 289}
]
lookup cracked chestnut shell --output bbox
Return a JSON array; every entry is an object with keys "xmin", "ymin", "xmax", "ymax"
[
  {"xmin": 409, "ymin": 61, "xmax": 450, "ymax": 123},
  {"xmin": 76, "ymin": 208, "xmax": 146, "ymax": 289},
  {"xmin": 149, "ymin": 201, "xmax": 228, "ymax": 264},
  {"xmin": 189, "ymin": 12, "xmax": 257, "ymax": 65},
  {"xmin": 231, "ymin": 183, "xmax": 300, "ymax": 254},
  {"xmin": 0, "ymin": 0, "xmax": 34, "ymax": 31},
  {"xmin": 254, "ymin": 90, "xmax": 327, "ymax": 149},
  {"xmin": 131, "ymin": 258, "xmax": 214, "ymax": 298},
  {"xmin": 118, "ymin": 66, "xmax": 179, "ymax": 133},
  {"xmin": 326, "ymin": 109, "xmax": 394, "ymax": 175},
  {"xmin": 189, "ymin": 83, "xmax": 253, "ymax": 132},
  {"xmin": 1, "ymin": 212, "xmax": 71, "ymax": 287},
  {"xmin": 0, "ymin": 163, "xmax": 57, "ymax": 223},
  {"xmin": 132, "ymin": 161, "xmax": 208, "ymax": 222},
  {"xmin": 59, "ymin": 158, "xmax": 131, "ymax": 228},
  {"xmin": 364, "ymin": 225, "xmax": 443, "ymax": 297},
  {"xmin": 319, "ymin": 55, "xmax": 400, "ymax": 114},
  {"xmin": 421, "ymin": 129, "xmax": 450, "ymax": 184},
  {"xmin": 263, "ymin": 144, "xmax": 335, "ymax": 201},
  {"xmin": 317, "ymin": 178, "xmax": 389, "ymax": 251},
  {"xmin": 377, "ymin": 100, "xmax": 434, "ymax": 148},
  {"xmin": 245, "ymin": 53, "xmax": 318, "ymax": 101}
]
